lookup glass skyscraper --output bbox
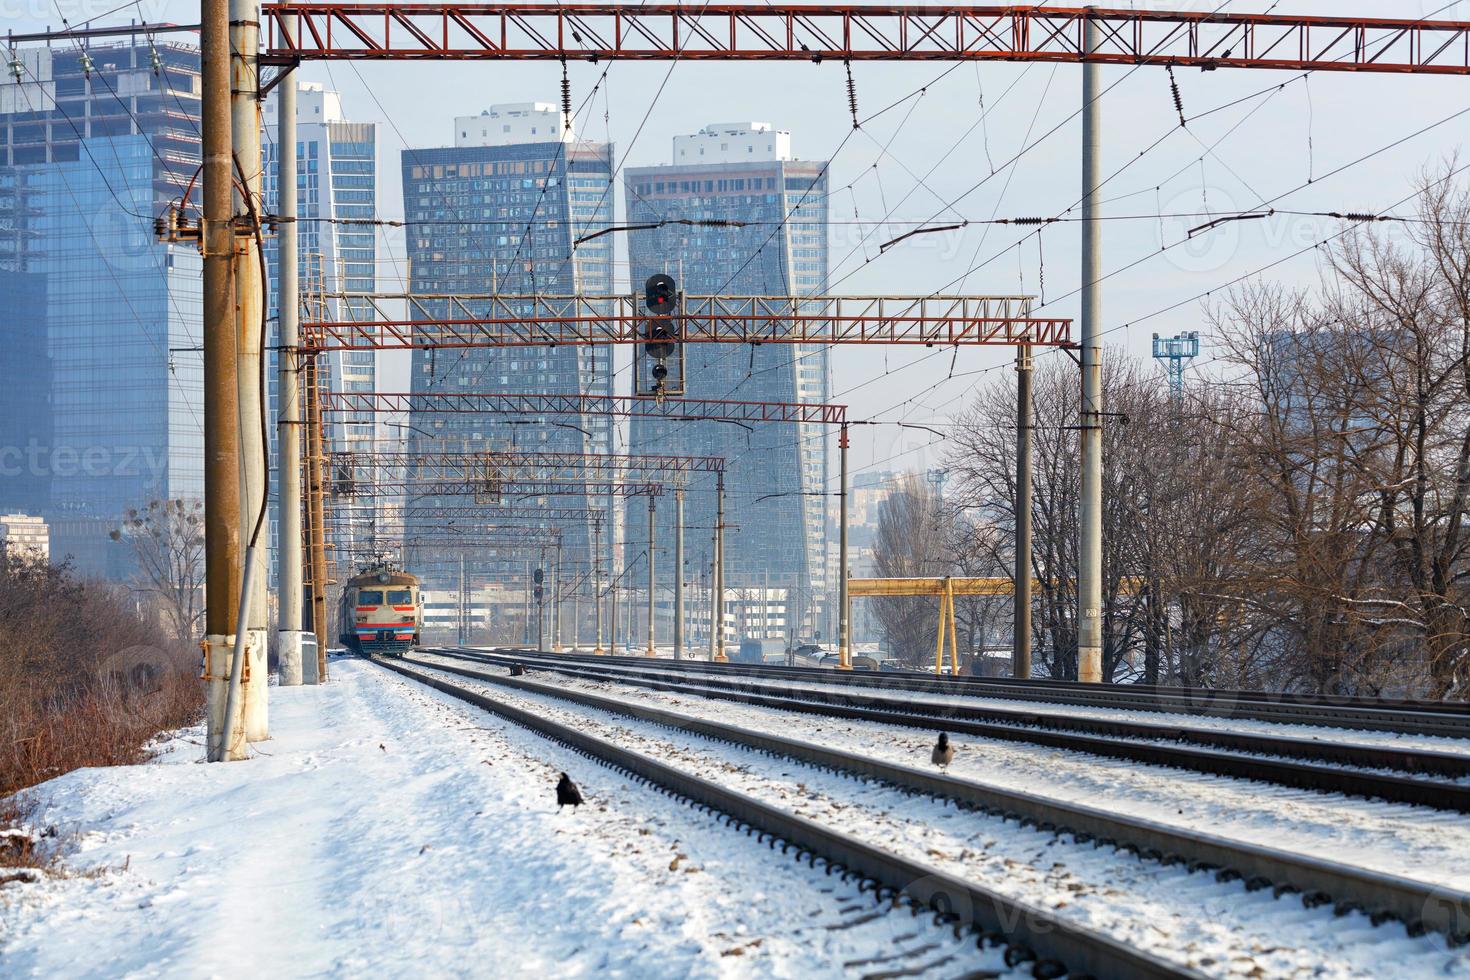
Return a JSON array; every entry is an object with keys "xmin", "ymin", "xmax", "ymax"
[
  {"xmin": 401, "ymin": 103, "xmax": 615, "ymax": 615},
  {"xmin": 624, "ymin": 122, "xmax": 832, "ymax": 642},
  {"xmin": 0, "ymin": 40, "xmax": 203, "ymax": 577}
]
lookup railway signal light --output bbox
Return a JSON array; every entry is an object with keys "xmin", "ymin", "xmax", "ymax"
[
  {"xmin": 638, "ymin": 273, "xmax": 684, "ymax": 398},
  {"xmin": 533, "ymin": 585, "xmax": 544, "ymax": 603},
  {"xmin": 533, "ymin": 568, "xmax": 544, "ymax": 585}
]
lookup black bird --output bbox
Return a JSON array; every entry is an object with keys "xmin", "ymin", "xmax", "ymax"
[
  {"xmin": 510, "ymin": 663, "xmax": 527, "ymax": 677},
  {"xmin": 556, "ymin": 772, "xmax": 584, "ymax": 812},
  {"xmin": 931, "ymin": 733, "xmax": 954, "ymax": 772}
]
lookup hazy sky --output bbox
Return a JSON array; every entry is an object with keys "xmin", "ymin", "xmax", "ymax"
[{"xmin": 18, "ymin": 1, "xmax": 1470, "ymax": 479}]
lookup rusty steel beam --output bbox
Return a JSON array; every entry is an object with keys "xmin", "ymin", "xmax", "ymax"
[
  {"xmin": 300, "ymin": 293, "xmax": 1064, "ymax": 350},
  {"xmin": 336, "ymin": 503, "xmax": 610, "ymax": 523},
  {"xmin": 323, "ymin": 390, "xmax": 848, "ymax": 426},
  {"xmin": 332, "ymin": 480, "xmax": 664, "ymax": 498},
  {"xmin": 261, "ymin": 4, "xmax": 1470, "ymax": 75}
]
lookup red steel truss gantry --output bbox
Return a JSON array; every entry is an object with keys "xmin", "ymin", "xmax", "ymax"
[
  {"xmin": 261, "ymin": 4, "xmax": 1470, "ymax": 76},
  {"xmin": 300, "ymin": 293, "xmax": 1065, "ymax": 350},
  {"xmin": 322, "ymin": 391, "xmax": 848, "ymax": 426},
  {"xmin": 333, "ymin": 449, "xmax": 725, "ymax": 481}
]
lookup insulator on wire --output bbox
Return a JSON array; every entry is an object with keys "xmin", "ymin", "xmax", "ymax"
[
  {"xmin": 845, "ymin": 60, "xmax": 859, "ymax": 129},
  {"xmin": 1167, "ymin": 65, "xmax": 1185, "ymax": 128},
  {"xmin": 560, "ymin": 61, "xmax": 572, "ymax": 135}
]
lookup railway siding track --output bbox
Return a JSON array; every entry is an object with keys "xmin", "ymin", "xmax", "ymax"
[
  {"xmin": 371, "ymin": 656, "xmax": 1195, "ymax": 980},
  {"xmin": 522, "ymin": 649, "xmax": 1470, "ymax": 737},
  {"xmin": 441, "ymin": 648, "xmax": 1470, "ymax": 812},
  {"xmin": 406, "ymin": 651, "xmax": 1470, "ymax": 942}
]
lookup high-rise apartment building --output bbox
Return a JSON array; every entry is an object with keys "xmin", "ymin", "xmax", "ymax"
[
  {"xmin": 624, "ymin": 122, "xmax": 831, "ymax": 641},
  {"xmin": 400, "ymin": 103, "xmax": 615, "ymax": 611},
  {"xmin": 262, "ymin": 81, "xmax": 381, "ymax": 580},
  {"xmin": 0, "ymin": 39, "xmax": 203, "ymax": 577}
]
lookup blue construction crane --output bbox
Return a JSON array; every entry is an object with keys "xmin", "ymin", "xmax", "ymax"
[{"xmin": 1152, "ymin": 331, "xmax": 1200, "ymax": 405}]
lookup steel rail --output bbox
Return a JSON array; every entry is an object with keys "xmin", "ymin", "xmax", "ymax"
[
  {"xmin": 441, "ymin": 648, "xmax": 1470, "ymax": 808},
  {"xmin": 488, "ymin": 647, "xmax": 1470, "ymax": 738},
  {"xmin": 404, "ymin": 650, "xmax": 1470, "ymax": 941},
  {"xmin": 370, "ymin": 656, "xmax": 1196, "ymax": 979}
]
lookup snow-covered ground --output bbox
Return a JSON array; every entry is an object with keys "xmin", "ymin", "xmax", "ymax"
[
  {"xmin": 403, "ymin": 657, "xmax": 1470, "ymax": 978},
  {"xmin": 483, "ymin": 653, "xmax": 1470, "ymax": 757},
  {"xmin": 0, "ymin": 659, "xmax": 1012, "ymax": 978},
  {"xmin": 419, "ymin": 654, "xmax": 1470, "ymax": 893}
]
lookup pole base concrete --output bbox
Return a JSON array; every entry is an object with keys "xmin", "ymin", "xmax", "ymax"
[
  {"xmin": 243, "ymin": 629, "xmax": 269, "ymax": 742},
  {"xmin": 204, "ymin": 634, "xmax": 249, "ymax": 762},
  {"xmin": 277, "ymin": 629, "xmax": 308, "ymax": 686}
]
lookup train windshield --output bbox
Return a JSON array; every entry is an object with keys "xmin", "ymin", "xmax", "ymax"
[
  {"xmin": 387, "ymin": 589, "xmax": 412, "ymax": 605},
  {"xmin": 358, "ymin": 590, "xmax": 384, "ymax": 605}
]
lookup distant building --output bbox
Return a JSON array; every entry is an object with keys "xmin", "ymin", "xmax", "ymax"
[
  {"xmin": 0, "ymin": 513, "xmax": 49, "ymax": 560},
  {"xmin": 400, "ymin": 105, "xmax": 616, "ymax": 597},
  {"xmin": 624, "ymin": 123, "xmax": 831, "ymax": 640},
  {"xmin": 262, "ymin": 80, "xmax": 381, "ymax": 583},
  {"xmin": 0, "ymin": 39, "xmax": 204, "ymax": 578}
]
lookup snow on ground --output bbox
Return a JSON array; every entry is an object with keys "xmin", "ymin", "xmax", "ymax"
[
  {"xmin": 0, "ymin": 659, "xmax": 1012, "ymax": 979},
  {"xmin": 496, "ymin": 653, "xmax": 1470, "ymax": 757},
  {"xmin": 421, "ymin": 654, "xmax": 1470, "ymax": 894},
  {"xmin": 405, "ymin": 659, "xmax": 1470, "ymax": 979}
]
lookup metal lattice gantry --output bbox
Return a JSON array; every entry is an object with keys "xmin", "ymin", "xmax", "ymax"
[
  {"xmin": 332, "ymin": 449, "xmax": 724, "ymax": 484},
  {"xmin": 323, "ymin": 391, "xmax": 848, "ymax": 426},
  {"xmin": 300, "ymin": 293, "xmax": 1067, "ymax": 350},
  {"xmin": 260, "ymin": 4, "xmax": 1470, "ymax": 75},
  {"xmin": 331, "ymin": 479, "xmax": 665, "ymax": 499}
]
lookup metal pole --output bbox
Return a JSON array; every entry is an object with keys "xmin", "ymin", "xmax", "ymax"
[
  {"xmin": 202, "ymin": 0, "xmax": 243, "ymax": 761},
  {"xmin": 306, "ymin": 358, "xmax": 330, "ymax": 681},
  {"xmin": 673, "ymin": 488, "xmax": 684, "ymax": 660},
  {"xmin": 593, "ymin": 518, "xmax": 604, "ymax": 653},
  {"xmin": 522, "ymin": 559, "xmax": 530, "ymax": 646},
  {"xmin": 610, "ymin": 579, "xmax": 619, "ymax": 654},
  {"xmin": 458, "ymin": 553, "xmax": 466, "ymax": 645},
  {"xmin": 537, "ymin": 549, "xmax": 546, "ymax": 653},
  {"xmin": 274, "ymin": 19, "xmax": 304, "ymax": 686},
  {"xmin": 1078, "ymin": 10, "xmax": 1105, "ymax": 684},
  {"xmin": 645, "ymin": 497, "xmax": 656, "ymax": 657},
  {"xmin": 1015, "ymin": 344, "xmax": 1034, "ymax": 679},
  {"xmin": 553, "ymin": 544, "xmax": 563, "ymax": 650},
  {"xmin": 838, "ymin": 424, "xmax": 851, "ymax": 670},
  {"xmin": 714, "ymin": 472, "xmax": 727, "ymax": 662}
]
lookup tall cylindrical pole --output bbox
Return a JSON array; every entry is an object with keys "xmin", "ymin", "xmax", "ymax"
[
  {"xmin": 610, "ymin": 579, "xmax": 619, "ymax": 654},
  {"xmin": 231, "ymin": 0, "xmax": 269, "ymax": 741},
  {"xmin": 838, "ymin": 424, "xmax": 851, "ymax": 670},
  {"xmin": 673, "ymin": 488, "xmax": 684, "ymax": 660},
  {"xmin": 645, "ymin": 497, "xmax": 656, "ymax": 657},
  {"xmin": 306, "ymin": 357, "xmax": 330, "ymax": 681},
  {"xmin": 1078, "ymin": 11, "xmax": 1105, "ymax": 684},
  {"xmin": 202, "ymin": 0, "xmax": 243, "ymax": 760},
  {"xmin": 553, "ymin": 543, "xmax": 563, "ymax": 651},
  {"xmin": 714, "ymin": 473, "xmax": 727, "ymax": 662},
  {"xmin": 593, "ymin": 518, "xmax": 604, "ymax": 654},
  {"xmin": 275, "ymin": 21, "xmax": 304, "ymax": 686},
  {"xmin": 522, "ymin": 560, "xmax": 531, "ymax": 646},
  {"xmin": 1015, "ymin": 344, "xmax": 1034, "ymax": 678},
  {"xmin": 458, "ymin": 553, "xmax": 467, "ymax": 645}
]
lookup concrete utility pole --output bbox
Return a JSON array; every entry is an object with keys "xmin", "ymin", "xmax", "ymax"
[
  {"xmin": 610, "ymin": 579, "xmax": 618, "ymax": 654},
  {"xmin": 305, "ymin": 358, "xmax": 329, "ymax": 678},
  {"xmin": 202, "ymin": 0, "xmax": 244, "ymax": 761},
  {"xmin": 645, "ymin": 497, "xmax": 656, "ymax": 656},
  {"xmin": 553, "ymin": 544, "xmax": 563, "ymax": 651},
  {"xmin": 673, "ymin": 488, "xmax": 684, "ymax": 660},
  {"xmin": 231, "ymin": 0, "xmax": 269, "ymax": 740},
  {"xmin": 275, "ymin": 15, "xmax": 305, "ymax": 687},
  {"xmin": 714, "ymin": 472, "xmax": 727, "ymax": 662},
  {"xmin": 838, "ymin": 424, "xmax": 851, "ymax": 670},
  {"xmin": 592, "ymin": 517, "xmax": 604, "ymax": 654},
  {"xmin": 523, "ymin": 560, "xmax": 531, "ymax": 646},
  {"xmin": 1078, "ymin": 10, "xmax": 1105, "ymax": 684},
  {"xmin": 1015, "ymin": 344, "xmax": 1033, "ymax": 679}
]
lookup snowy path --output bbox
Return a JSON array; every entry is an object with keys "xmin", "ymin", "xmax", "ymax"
[
  {"xmin": 407, "ymin": 658, "xmax": 1470, "ymax": 979},
  {"xmin": 424, "ymin": 655, "xmax": 1470, "ymax": 893},
  {"xmin": 0, "ymin": 659, "xmax": 1011, "ymax": 979}
]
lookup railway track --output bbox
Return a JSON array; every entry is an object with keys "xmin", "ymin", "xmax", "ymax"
[
  {"xmin": 387, "ymin": 652, "xmax": 1470, "ymax": 968},
  {"xmin": 432, "ymin": 647, "xmax": 1470, "ymax": 812},
  {"xmin": 369, "ymin": 656, "xmax": 1193, "ymax": 979},
  {"xmin": 486, "ymin": 647, "xmax": 1470, "ymax": 738}
]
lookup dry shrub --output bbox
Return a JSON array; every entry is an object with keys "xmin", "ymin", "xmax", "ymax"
[{"xmin": 0, "ymin": 551, "xmax": 204, "ymax": 799}]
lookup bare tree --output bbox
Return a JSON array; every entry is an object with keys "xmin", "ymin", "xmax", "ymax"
[
  {"xmin": 111, "ymin": 499, "xmax": 206, "ymax": 642},
  {"xmin": 872, "ymin": 474, "xmax": 950, "ymax": 665}
]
